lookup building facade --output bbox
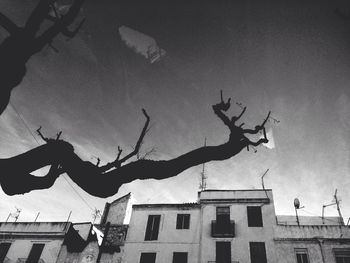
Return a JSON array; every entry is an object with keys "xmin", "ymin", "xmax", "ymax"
[
  {"xmin": 2, "ymin": 189, "xmax": 350, "ymax": 263},
  {"xmin": 0, "ymin": 221, "xmax": 94, "ymax": 263},
  {"xmin": 123, "ymin": 189, "xmax": 350, "ymax": 263}
]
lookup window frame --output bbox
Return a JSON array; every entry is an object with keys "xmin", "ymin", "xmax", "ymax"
[
  {"xmin": 0, "ymin": 242, "xmax": 12, "ymax": 262},
  {"xmin": 176, "ymin": 214, "xmax": 190, "ymax": 229},
  {"xmin": 139, "ymin": 252, "xmax": 157, "ymax": 263},
  {"xmin": 172, "ymin": 252, "xmax": 188, "ymax": 263},
  {"xmin": 144, "ymin": 214, "xmax": 161, "ymax": 241},
  {"xmin": 26, "ymin": 243, "xmax": 45, "ymax": 263},
  {"xmin": 249, "ymin": 242, "xmax": 267, "ymax": 263},
  {"xmin": 247, "ymin": 206, "xmax": 263, "ymax": 227},
  {"xmin": 333, "ymin": 248, "xmax": 350, "ymax": 263},
  {"xmin": 294, "ymin": 248, "xmax": 309, "ymax": 263}
]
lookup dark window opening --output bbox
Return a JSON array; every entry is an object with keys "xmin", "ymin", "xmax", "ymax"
[
  {"xmin": 140, "ymin": 252, "xmax": 156, "ymax": 263},
  {"xmin": 26, "ymin": 243, "xmax": 45, "ymax": 263},
  {"xmin": 249, "ymin": 242, "xmax": 267, "ymax": 263},
  {"xmin": 247, "ymin": 206, "xmax": 263, "ymax": 227},
  {"xmin": 176, "ymin": 214, "xmax": 190, "ymax": 229},
  {"xmin": 173, "ymin": 252, "xmax": 188, "ymax": 263},
  {"xmin": 216, "ymin": 241, "xmax": 231, "ymax": 263},
  {"xmin": 295, "ymin": 249, "xmax": 309, "ymax": 263},
  {"xmin": 0, "ymin": 243, "xmax": 11, "ymax": 262},
  {"xmin": 145, "ymin": 215, "xmax": 161, "ymax": 241},
  {"xmin": 216, "ymin": 206, "xmax": 230, "ymax": 233},
  {"xmin": 334, "ymin": 249, "xmax": 350, "ymax": 263}
]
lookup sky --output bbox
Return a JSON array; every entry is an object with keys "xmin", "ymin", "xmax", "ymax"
[{"xmin": 1, "ymin": 0, "xmax": 350, "ymax": 224}]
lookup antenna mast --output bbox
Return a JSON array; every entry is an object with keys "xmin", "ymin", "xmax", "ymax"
[
  {"xmin": 334, "ymin": 189, "xmax": 344, "ymax": 225},
  {"xmin": 199, "ymin": 138, "xmax": 207, "ymax": 191},
  {"xmin": 322, "ymin": 189, "xmax": 344, "ymax": 225}
]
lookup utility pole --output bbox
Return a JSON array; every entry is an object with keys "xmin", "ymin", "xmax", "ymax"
[{"xmin": 199, "ymin": 138, "xmax": 207, "ymax": 192}]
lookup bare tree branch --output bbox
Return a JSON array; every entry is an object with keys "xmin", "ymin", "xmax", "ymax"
[
  {"xmin": 25, "ymin": 0, "xmax": 53, "ymax": 35},
  {"xmin": 98, "ymin": 109, "xmax": 150, "ymax": 172},
  {"xmin": 0, "ymin": 92, "xmax": 272, "ymax": 198},
  {"xmin": 0, "ymin": 13, "xmax": 19, "ymax": 34},
  {"xmin": 36, "ymin": 126, "xmax": 49, "ymax": 142},
  {"xmin": 0, "ymin": 0, "xmax": 86, "ymax": 115}
]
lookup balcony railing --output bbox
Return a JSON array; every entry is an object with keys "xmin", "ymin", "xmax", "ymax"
[
  {"xmin": 16, "ymin": 259, "xmax": 45, "ymax": 263},
  {"xmin": 211, "ymin": 220, "xmax": 235, "ymax": 237}
]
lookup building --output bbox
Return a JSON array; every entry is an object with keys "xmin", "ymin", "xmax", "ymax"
[
  {"xmin": 2, "ymin": 189, "xmax": 350, "ymax": 263},
  {"xmin": 123, "ymin": 189, "xmax": 350, "ymax": 263},
  {"xmin": 0, "ymin": 221, "xmax": 98, "ymax": 263},
  {"xmin": 0, "ymin": 193, "xmax": 131, "ymax": 263}
]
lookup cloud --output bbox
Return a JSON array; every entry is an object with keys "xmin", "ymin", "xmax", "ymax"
[{"xmin": 118, "ymin": 26, "xmax": 166, "ymax": 63}]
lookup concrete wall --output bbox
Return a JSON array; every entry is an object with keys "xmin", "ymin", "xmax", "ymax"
[
  {"xmin": 274, "ymin": 225, "xmax": 350, "ymax": 239},
  {"xmin": 0, "ymin": 222, "xmax": 69, "ymax": 263},
  {"xmin": 1, "ymin": 238, "xmax": 64, "ymax": 263},
  {"xmin": 123, "ymin": 205, "xmax": 201, "ymax": 263},
  {"xmin": 274, "ymin": 225, "xmax": 350, "ymax": 263},
  {"xmin": 103, "ymin": 194, "xmax": 130, "ymax": 225},
  {"xmin": 275, "ymin": 240, "xmax": 350, "ymax": 263},
  {"xmin": 199, "ymin": 190, "xmax": 277, "ymax": 263}
]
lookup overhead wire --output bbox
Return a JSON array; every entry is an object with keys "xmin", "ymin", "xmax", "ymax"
[{"xmin": 8, "ymin": 102, "xmax": 94, "ymax": 212}]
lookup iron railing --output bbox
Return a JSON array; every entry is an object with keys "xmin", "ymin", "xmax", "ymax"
[{"xmin": 211, "ymin": 220, "xmax": 235, "ymax": 237}]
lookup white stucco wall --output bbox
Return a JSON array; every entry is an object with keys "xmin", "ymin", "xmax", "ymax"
[
  {"xmin": 274, "ymin": 225, "xmax": 350, "ymax": 263},
  {"xmin": 123, "ymin": 205, "xmax": 200, "ymax": 263},
  {"xmin": 2, "ymin": 238, "xmax": 64, "ymax": 263},
  {"xmin": 0, "ymin": 222, "xmax": 69, "ymax": 263},
  {"xmin": 199, "ymin": 190, "xmax": 277, "ymax": 263}
]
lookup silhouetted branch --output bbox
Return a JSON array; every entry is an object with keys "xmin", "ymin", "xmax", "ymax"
[
  {"xmin": 0, "ymin": 93, "xmax": 272, "ymax": 198},
  {"xmin": 0, "ymin": 13, "xmax": 18, "ymax": 34},
  {"xmin": 0, "ymin": 0, "xmax": 85, "ymax": 115},
  {"xmin": 36, "ymin": 126, "xmax": 49, "ymax": 142},
  {"xmin": 98, "ymin": 109, "xmax": 150, "ymax": 172},
  {"xmin": 25, "ymin": 0, "xmax": 53, "ymax": 35}
]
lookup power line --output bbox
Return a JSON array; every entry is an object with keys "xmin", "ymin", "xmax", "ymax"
[
  {"xmin": 8, "ymin": 102, "xmax": 94, "ymax": 212},
  {"xmin": 10, "ymin": 102, "xmax": 40, "ymax": 145}
]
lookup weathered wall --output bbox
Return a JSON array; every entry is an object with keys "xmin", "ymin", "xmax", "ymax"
[
  {"xmin": 275, "ymin": 240, "xmax": 350, "ymax": 263},
  {"xmin": 123, "ymin": 205, "xmax": 201, "ymax": 263},
  {"xmin": 1, "ymin": 239, "xmax": 64, "ymax": 263},
  {"xmin": 199, "ymin": 190, "xmax": 277, "ymax": 263},
  {"xmin": 103, "ymin": 194, "xmax": 130, "ymax": 225},
  {"xmin": 274, "ymin": 225, "xmax": 350, "ymax": 239},
  {"xmin": 0, "ymin": 222, "xmax": 69, "ymax": 263},
  {"xmin": 274, "ymin": 225, "xmax": 350, "ymax": 263},
  {"xmin": 56, "ymin": 241, "xmax": 99, "ymax": 263}
]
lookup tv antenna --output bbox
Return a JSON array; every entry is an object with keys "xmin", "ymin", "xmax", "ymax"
[
  {"xmin": 322, "ymin": 189, "xmax": 344, "ymax": 225},
  {"xmin": 6, "ymin": 207, "xmax": 22, "ymax": 222},
  {"xmin": 260, "ymin": 169, "xmax": 270, "ymax": 199},
  {"xmin": 294, "ymin": 198, "xmax": 304, "ymax": 226},
  {"xmin": 199, "ymin": 138, "xmax": 207, "ymax": 191},
  {"xmin": 92, "ymin": 208, "xmax": 102, "ymax": 224}
]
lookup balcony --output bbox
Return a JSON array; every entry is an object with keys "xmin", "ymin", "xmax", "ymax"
[
  {"xmin": 211, "ymin": 220, "xmax": 235, "ymax": 237},
  {"xmin": 16, "ymin": 259, "xmax": 45, "ymax": 263}
]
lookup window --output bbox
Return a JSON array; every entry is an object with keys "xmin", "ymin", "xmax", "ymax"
[
  {"xmin": 249, "ymin": 242, "xmax": 267, "ymax": 263},
  {"xmin": 247, "ymin": 206, "xmax": 263, "ymax": 227},
  {"xmin": 216, "ymin": 206, "xmax": 230, "ymax": 233},
  {"xmin": 139, "ymin": 252, "xmax": 156, "ymax": 263},
  {"xmin": 176, "ymin": 214, "xmax": 190, "ymax": 229},
  {"xmin": 216, "ymin": 242, "xmax": 231, "ymax": 263},
  {"xmin": 334, "ymin": 249, "xmax": 350, "ymax": 263},
  {"xmin": 26, "ymin": 243, "xmax": 45, "ymax": 263},
  {"xmin": 295, "ymin": 248, "xmax": 309, "ymax": 263},
  {"xmin": 144, "ymin": 215, "xmax": 161, "ymax": 241},
  {"xmin": 0, "ymin": 243, "xmax": 11, "ymax": 262},
  {"xmin": 173, "ymin": 252, "xmax": 188, "ymax": 263}
]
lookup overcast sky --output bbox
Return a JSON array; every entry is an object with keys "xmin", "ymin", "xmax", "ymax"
[{"xmin": 1, "ymin": 0, "xmax": 350, "ymax": 224}]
